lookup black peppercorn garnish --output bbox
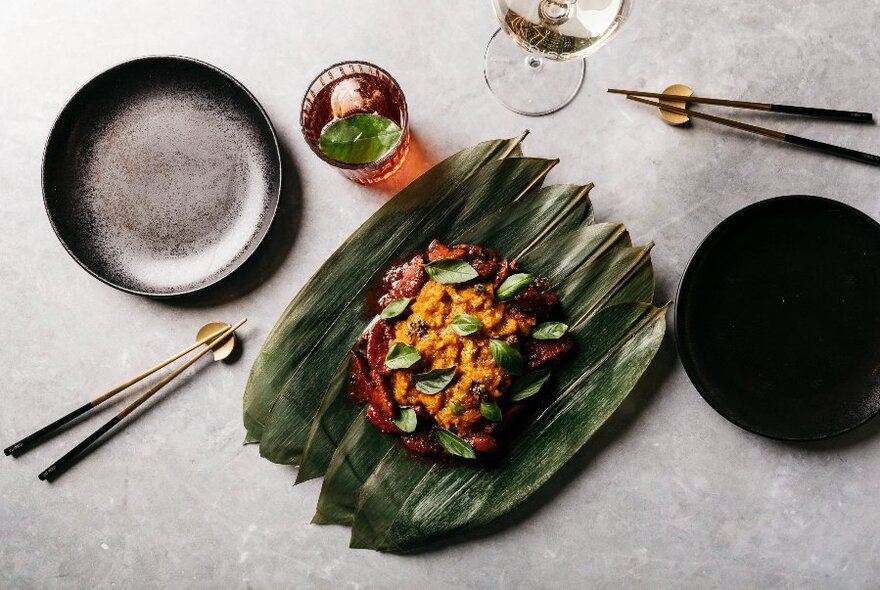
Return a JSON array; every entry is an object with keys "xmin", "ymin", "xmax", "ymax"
[{"xmin": 407, "ymin": 320, "xmax": 429, "ymax": 338}]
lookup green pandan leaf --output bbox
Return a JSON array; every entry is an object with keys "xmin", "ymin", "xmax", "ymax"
[
  {"xmin": 489, "ymin": 339, "xmax": 524, "ymax": 375},
  {"xmin": 413, "ymin": 367, "xmax": 457, "ymax": 394},
  {"xmin": 450, "ymin": 314, "xmax": 484, "ymax": 336},
  {"xmin": 496, "ymin": 273, "xmax": 533, "ymax": 301},
  {"xmin": 435, "ymin": 429, "xmax": 476, "ymax": 459},
  {"xmin": 381, "ymin": 298, "xmax": 412, "ymax": 320},
  {"xmin": 479, "ymin": 402, "xmax": 502, "ymax": 422},
  {"xmin": 393, "ymin": 407, "xmax": 417, "ymax": 433},
  {"xmin": 318, "ymin": 113, "xmax": 401, "ymax": 164},
  {"xmin": 424, "ymin": 259, "xmax": 478, "ymax": 284},
  {"xmin": 385, "ymin": 342, "xmax": 420, "ymax": 370},
  {"xmin": 532, "ymin": 322, "xmax": 568, "ymax": 340}
]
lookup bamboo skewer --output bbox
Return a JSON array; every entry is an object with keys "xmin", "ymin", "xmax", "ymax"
[
  {"xmin": 36, "ymin": 319, "xmax": 246, "ymax": 481},
  {"xmin": 608, "ymin": 88, "xmax": 873, "ymax": 122},
  {"xmin": 3, "ymin": 323, "xmax": 234, "ymax": 458},
  {"xmin": 625, "ymin": 95, "xmax": 880, "ymax": 167}
]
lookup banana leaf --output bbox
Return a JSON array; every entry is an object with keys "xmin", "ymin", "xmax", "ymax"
[
  {"xmin": 243, "ymin": 136, "xmax": 668, "ymax": 553},
  {"xmin": 244, "ymin": 135, "xmax": 525, "ymax": 445},
  {"xmin": 306, "ymin": 182, "xmax": 600, "ymax": 515},
  {"xmin": 297, "ymin": 182, "xmax": 595, "ymax": 483},
  {"xmin": 350, "ymin": 302, "xmax": 667, "ymax": 552},
  {"xmin": 252, "ymin": 155, "xmax": 558, "ymax": 464},
  {"xmin": 311, "ymin": 229, "xmax": 656, "ymax": 527}
]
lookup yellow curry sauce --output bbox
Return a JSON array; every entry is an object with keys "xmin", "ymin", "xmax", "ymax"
[{"xmin": 392, "ymin": 280, "xmax": 536, "ymax": 434}]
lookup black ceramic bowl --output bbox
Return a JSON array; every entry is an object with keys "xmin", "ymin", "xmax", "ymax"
[
  {"xmin": 42, "ymin": 56, "xmax": 281, "ymax": 296},
  {"xmin": 676, "ymin": 196, "xmax": 880, "ymax": 441}
]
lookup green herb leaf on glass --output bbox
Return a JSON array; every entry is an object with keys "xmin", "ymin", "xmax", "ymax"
[
  {"xmin": 479, "ymin": 402, "xmax": 502, "ymax": 422},
  {"xmin": 509, "ymin": 369, "xmax": 551, "ymax": 401},
  {"xmin": 495, "ymin": 273, "xmax": 533, "ymax": 301},
  {"xmin": 413, "ymin": 367, "xmax": 456, "ymax": 394},
  {"xmin": 385, "ymin": 342, "xmax": 421, "ymax": 370},
  {"xmin": 393, "ymin": 407, "xmax": 418, "ymax": 433},
  {"xmin": 451, "ymin": 314, "xmax": 484, "ymax": 336},
  {"xmin": 489, "ymin": 339, "xmax": 524, "ymax": 375},
  {"xmin": 448, "ymin": 401, "xmax": 464, "ymax": 415},
  {"xmin": 318, "ymin": 113, "xmax": 402, "ymax": 165},
  {"xmin": 380, "ymin": 297, "xmax": 412, "ymax": 320},
  {"xmin": 436, "ymin": 428, "xmax": 476, "ymax": 459},
  {"xmin": 424, "ymin": 259, "xmax": 479, "ymax": 284},
  {"xmin": 532, "ymin": 322, "xmax": 569, "ymax": 340}
]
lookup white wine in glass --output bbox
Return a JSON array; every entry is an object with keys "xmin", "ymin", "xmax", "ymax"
[{"xmin": 486, "ymin": 0, "xmax": 631, "ymax": 115}]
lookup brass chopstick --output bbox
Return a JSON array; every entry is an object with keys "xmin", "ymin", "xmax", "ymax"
[
  {"xmin": 609, "ymin": 88, "xmax": 873, "ymax": 122},
  {"xmin": 3, "ymin": 323, "xmax": 233, "ymax": 457},
  {"xmin": 626, "ymin": 95, "xmax": 880, "ymax": 167},
  {"xmin": 37, "ymin": 319, "xmax": 246, "ymax": 481}
]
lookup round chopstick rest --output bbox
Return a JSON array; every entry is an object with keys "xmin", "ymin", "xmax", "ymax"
[
  {"xmin": 197, "ymin": 322, "xmax": 237, "ymax": 361},
  {"xmin": 659, "ymin": 84, "xmax": 693, "ymax": 125}
]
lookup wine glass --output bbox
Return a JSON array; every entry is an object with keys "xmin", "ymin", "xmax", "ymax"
[{"xmin": 485, "ymin": 0, "xmax": 632, "ymax": 116}]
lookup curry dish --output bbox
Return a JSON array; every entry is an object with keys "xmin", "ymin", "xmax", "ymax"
[
  {"xmin": 393, "ymin": 280, "xmax": 535, "ymax": 433},
  {"xmin": 349, "ymin": 240, "xmax": 573, "ymax": 458}
]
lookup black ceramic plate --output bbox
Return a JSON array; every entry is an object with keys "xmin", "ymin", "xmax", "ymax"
[
  {"xmin": 43, "ymin": 56, "xmax": 281, "ymax": 296},
  {"xmin": 676, "ymin": 196, "xmax": 880, "ymax": 440}
]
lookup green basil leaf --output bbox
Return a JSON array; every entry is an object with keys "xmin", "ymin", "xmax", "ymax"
[
  {"xmin": 532, "ymin": 322, "xmax": 569, "ymax": 340},
  {"xmin": 449, "ymin": 401, "xmax": 464, "ymax": 415},
  {"xmin": 380, "ymin": 298, "xmax": 412, "ymax": 320},
  {"xmin": 393, "ymin": 407, "xmax": 417, "ymax": 433},
  {"xmin": 509, "ymin": 369, "xmax": 551, "ymax": 401},
  {"xmin": 423, "ymin": 259, "xmax": 479, "ymax": 284},
  {"xmin": 479, "ymin": 402, "xmax": 502, "ymax": 422},
  {"xmin": 436, "ymin": 428, "xmax": 476, "ymax": 459},
  {"xmin": 385, "ymin": 342, "xmax": 421, "ymax": 370},
  {"xmin": 489, "ymin": 339, "xmax": 524, "ymax": 375},
  {"xmin": 451, "ymin": 314, "xmax": 484, "ymax": 336},
  {"xmin": 318, "ymin": 113, "xmax": 402, "ymax": 165},
  {"xmin": 495, "ymin": 273, "xmax": 533, "ymax": 301},
  {"xmin": 413, "ymin": 367, "xmax": 456, "ymax": 394}
]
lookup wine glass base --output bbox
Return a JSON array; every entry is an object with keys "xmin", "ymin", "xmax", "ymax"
[{"xmin": 483, "ymin": 29, "xmax": 585, "ymax": 117}]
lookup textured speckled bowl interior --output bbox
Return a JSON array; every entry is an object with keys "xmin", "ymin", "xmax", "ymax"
[{"xmin": 42, "ymin": 56, "xmax": 281, "ymax": 296}]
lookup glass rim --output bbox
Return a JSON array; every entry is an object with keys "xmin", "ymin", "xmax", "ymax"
[
  {"xmin": 300, "ymin": 60, "xmax": 409, "ymax": 171},
  {"xmin": 490, "ymin": 0, "xmax": 633, "ymax": 61}
]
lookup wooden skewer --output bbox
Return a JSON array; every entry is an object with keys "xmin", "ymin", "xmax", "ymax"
[
  {"xmin": 37, "ymin": 319, "xmax": 246, "ymax": 482},
  {"xmin": 3, "ymin": 323, "xmax": 233, "ymax": 458},
  {"xmin": 626, "ymin": 95, "xmax": 880, "ymax": 167},
  {"xmin": 609, "ymin": 88, "xmax": 873, "ymax": 122}
]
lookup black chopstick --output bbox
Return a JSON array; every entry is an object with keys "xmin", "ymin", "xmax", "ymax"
[
  {"xmin": 608, "ymin": 88, "xmax": 873, "ymax": 122},
  {"xmin": 626, "ymin": 95, "xmax": 880, "ymax": 167},
  {"xmin": 37, "ymin": 320, "xmax": 245, "ymax": 481},
  {"xmin": 4, "ymin": 403, "xmax": 93, "ymax": 457},
  {"xmin": 3, "ymin": 323, "xmax": 232, "ymax": 458},
  {"xmin": 38, "ymin": 416, "xmax": 120, "ymax": 481}
]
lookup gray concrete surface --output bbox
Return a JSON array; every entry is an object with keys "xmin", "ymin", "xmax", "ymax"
[{"xmin": 2, "ymin": 1, "xmax": 879, "ymax": 588}]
